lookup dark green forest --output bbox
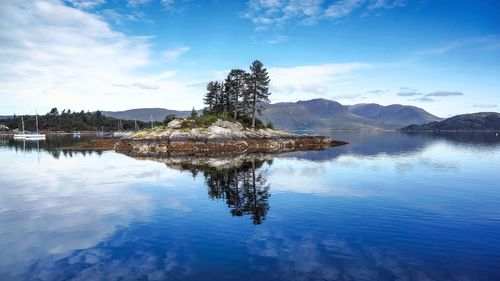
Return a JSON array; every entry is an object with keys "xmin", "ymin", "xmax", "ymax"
[{"xmin": 0, "ymin": 108, "xmax": 147, "ymax": 132}]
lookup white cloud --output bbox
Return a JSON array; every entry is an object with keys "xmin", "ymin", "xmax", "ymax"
[
  {"xmin": 242, "ymin": 0, "xmax": 406, "ymax": 29},
  {"xmin": 472, "ymin": 104, "xmax": 497, "ymax": 108},
  {"xmin": 99, "ymin": 9, "xmax": 147, "ymax": 25},
  {"xmin": 66, "ymin": 0, "xmax": 106, "ymax": 9},
  {"xmin": 324, "ymin": 0, "xmax": 364, "ymax": 19},
  {"xmin": 242, "ymin": 0, "xmax": 324, "ymax": 29},
  {"xmin": 426, "ymin": 91, "xmax": 463, "ymax": 97},
  {"xmin": 0, "ymin": 1, "xmax": 203, "ymax": 113},
  {"xmin": 409, "ymin": 97, "xmax": 436, "ymax": 102},
  {"xmin": 127, "ymin": 0, "xmax": 151, "ymax": 7},
  {"xmin": 269, "ymin": 63, "xmax": 372, "ymax": 97},
  {"xmin": 162, "ymin": 46, "xmax": 190, "ymax": 61},
  {"xmin": 417, "ymin": 35, "xmax": 500, "ymax": 56},
  {"xmin": 267, "ymin": 35, "xmax": 289, "ymax": 44},
  {"xmin": 367, "ymin": 0, "xmax": 405, "ymax": 10},
  {"xmin": 161, "ymin": 0, "xmax": 176, "ymax": 10},
  {"xmin": 397, "ymin": 91, "xmax": 422, "ymax": 96},
  {"xmin": 0, "ymin": 151, "xmax": 193, "ymax": 278}
]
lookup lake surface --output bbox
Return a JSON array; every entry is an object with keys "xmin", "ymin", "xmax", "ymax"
[{"xmin": 1, "ymin": 132, "xmax": 499, "ymax": 281}]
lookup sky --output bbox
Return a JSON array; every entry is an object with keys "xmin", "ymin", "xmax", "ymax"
[{"xmin": 0, "ymin": 0, "xmax": 499, "ymax": 117}]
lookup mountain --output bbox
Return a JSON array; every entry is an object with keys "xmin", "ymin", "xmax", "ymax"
[
  {"xmin": 102, "ymin": 108, "xmax": 191, "ymax": 122},
  {"xmin": 102, "ymin": 99, "xmax": 441, "ymax": 130},
  {"xmin": 261, "ymin": 99, "xmax": 383, "ymax": 130},
  {"xmin": 347, "ymin": 103, "xmax": 442, "ymax": 127},
  {"xmin": 401, "ymin": 112, "xmax": 500, "ymax": 131},
  {"xmin": 260, "ymin": 99, "xmax": 440, "ymax": 130}
]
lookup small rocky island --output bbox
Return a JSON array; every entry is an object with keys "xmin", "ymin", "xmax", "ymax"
[{"xmin": 114, "ymin": 119, "xmax": 346, "ymax": 156}]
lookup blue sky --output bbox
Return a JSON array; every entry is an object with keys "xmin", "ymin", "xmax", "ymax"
[{"xmin": 0, "ymin": 0, "xmax": 499, "ymax": 117}]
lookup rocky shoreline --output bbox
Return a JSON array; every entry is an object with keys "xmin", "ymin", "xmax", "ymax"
[{"xmin": 114, "ymin": 119, "xmax": 347, "ymax": 156}]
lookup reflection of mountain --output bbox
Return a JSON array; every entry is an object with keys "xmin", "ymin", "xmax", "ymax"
[
  {"xmin": 282, "ymin": 131, "xmax": 500, "ymax": 162},
  {"xmin": 138, "ymin": 156, "xmax": 272, "ymax": 225}
]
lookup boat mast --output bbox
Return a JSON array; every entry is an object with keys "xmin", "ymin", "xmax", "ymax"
[
  {"xmin": 150, "ymin": 115, "xmax": 153, "ymax": 129},
  {"xmin": 134, "ymin": 119, "xmax": 138, "ymax": 131},
  {"xmin": 21, "ymin": 116, "xmax": 25, "ymax": 134},
  {"xmin": 35, "ymin": 111, "xmax": 39, "ymax": 134}
]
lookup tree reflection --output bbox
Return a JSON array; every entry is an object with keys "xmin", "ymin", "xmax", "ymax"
[
  {"xmin": 0, "ymin": 135, "xmax": 103, "ymax": 158},
  {"xmin": 166, "ymin": 157, "xmax": 272, "ymax": 225}
]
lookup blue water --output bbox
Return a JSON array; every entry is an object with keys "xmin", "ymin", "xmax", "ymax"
[{"xmin": 0, "ymin": 132, "xmax": 499, "ymax": 281}]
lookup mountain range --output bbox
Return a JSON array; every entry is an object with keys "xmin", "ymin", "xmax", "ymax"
[
  {"xmin": 401, "ymin": 112, "xmax": 500, "ymax": 131},
  {"xmin": 103, "ymin": 98, "xmax": 443, "ymax": 130}
]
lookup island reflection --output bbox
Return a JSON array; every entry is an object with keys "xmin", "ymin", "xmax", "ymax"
[{"xmin": 136, "ymin": 155, "xmax": 273, "ymax": 224}]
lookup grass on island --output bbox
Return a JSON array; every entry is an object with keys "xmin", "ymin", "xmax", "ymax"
[{"xmin": 144, "ymin": 113, "xmax": 274, "ymax": 131}]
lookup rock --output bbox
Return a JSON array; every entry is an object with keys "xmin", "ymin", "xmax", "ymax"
[
  {"xmin": 212, "ymin": 119, "xmax": 244, "ymax": 131},
  {"xmin": 167, "ymin": 119, "xmax": 183, "ymax": 129}
]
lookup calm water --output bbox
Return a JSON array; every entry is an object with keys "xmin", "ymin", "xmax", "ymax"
[{"xmin": 0, "ymin": 132, "xmax": 499, "ymax": 281}]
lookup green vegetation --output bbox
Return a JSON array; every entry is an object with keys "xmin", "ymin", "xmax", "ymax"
[
  {"xmin": 184, "ymin": 113, "xmax": 267, "ymax": 129},
  {"xmin": 202, "ymin": 59, "xmax": 272, "ymax": 129},
  {"xmin": 163, "ymin": 114, "xmax": 177, "ymax": 124},
  {"xmin": 0, "ymin": 108, "xmax": 147, "ymax": 132}
]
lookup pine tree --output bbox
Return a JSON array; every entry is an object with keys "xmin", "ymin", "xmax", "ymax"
[
  {"xmin": 224, "ymin": 69, "xmax": 248, "ymax": 119},
  {"xmin": 190, "ymin": 107, "xmax": 198, "ymax": 118},
  {"xmin": 204, "ymin": 81, "xmax": 218, "ymax": 113},
  {"xmin": 215, "ymin": 81, "xmax": 225, "ymax": 114},
  {"xmin": 246, "ymin": 60, "xmax": 270, "ymax": 128}
]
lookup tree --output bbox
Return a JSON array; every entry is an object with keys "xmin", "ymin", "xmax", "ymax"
[
  {"xmin": 224, "ymin": 69, "xmax": 248, "ymax": 119},
  {"xmin": 204, "ymin": 81, "xmax": 225, "ymax": 115},
  {"xmin": 213, "ymin": 81, "xmax": 225, "ymax": 114},
  {"xmin": 246, "ymin": 60, "xmax": 270, "ymax": 128},
  {"xmin": 203, "ymin": 81, "xmax": 218, "ymax": 113},
  {"xmin": 49, "ymin": 108, "xmax": 59, "ymax": 116},
  {"xmin": 190, "ymin": 107, "xmax": 198, "ymax": 119}
]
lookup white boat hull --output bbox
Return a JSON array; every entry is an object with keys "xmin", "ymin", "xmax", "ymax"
[{"xmin": 14, "ymin": 134, "xmax": 46, "ymax": 140}]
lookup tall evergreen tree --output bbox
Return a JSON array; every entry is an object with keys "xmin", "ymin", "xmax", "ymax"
[
  {"xmin": 215, "ymin": 81, "xmax": 226, "ymax": 113},
  {"xmin": 246, "ymin": 60, "xmax": 271, "ymax": 128},
  {"xmin": 224, "ymin": 69, "xmax": 248, "ymax": 119},
  {"xmin": 190, "ymin": 107, "xmax": 198, "ymax": 118},
  {"xmin": 204, "ymin": 81, "xmax": 218, "ymax": 113}
]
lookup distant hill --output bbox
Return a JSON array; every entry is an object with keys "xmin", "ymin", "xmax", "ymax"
[
  {"xmin": 347, "ymin": 103, "xmax": 442, "ymax": 127},
  {"xmin": 401, "ymin": 112, "xmax": 500, "ymax": 131},
  {"xmin": 260, "ymin": 99, "xmax": 441, "ymax": 130},
  {"xmin": 0, "ymin": 115, "xmax": 12, "ymax": 120},
  {"xmin": 261, "ymin": 99, "xmax": 383, "ymax": 130},
  {"xmin": 103, "ymin": 99, "xmax": 441, "ymax": 130},
  {"xmin": 102, "ymin": 108, "xmax": 192, "ymax": 122}
]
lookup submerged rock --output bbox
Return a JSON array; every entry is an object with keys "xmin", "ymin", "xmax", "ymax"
[{"xmin": 115, "ymin": 119, "xmax": 347, "ymax": 156}]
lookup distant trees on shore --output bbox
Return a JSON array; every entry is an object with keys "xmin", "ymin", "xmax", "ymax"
[
  {"xmin": 202, "ymin": 60, "xmax": 271, "ymax": 128},
  {"xmin": 1, "ymin": 109, "xmax": 147, "ymax": 132}
]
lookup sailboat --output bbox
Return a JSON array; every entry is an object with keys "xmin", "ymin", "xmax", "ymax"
[{"xmin": 13, "ymin": 114, "xmax": 46, "ymax": 140}]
